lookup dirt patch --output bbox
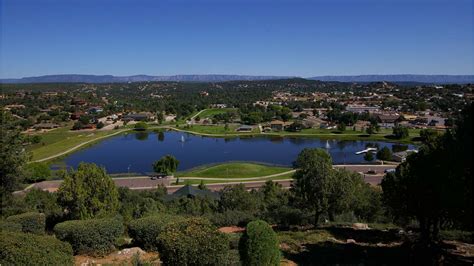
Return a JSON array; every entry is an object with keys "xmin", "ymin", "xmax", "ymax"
[
  {"xmin": 219, "ymin": 226, "xmax": 245, "ymax": 233},
  {"xmin": 74, "ymin": 247, "xmax": 160, "ymax": 266}
]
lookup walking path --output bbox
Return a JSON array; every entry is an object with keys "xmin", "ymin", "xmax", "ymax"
[
  {"xmin": 189, "ymin": 109, "xmax": 206, "ymax": 120},
  {"xmin": 32, "ymin": 129, "xmax": 130, "ymax": 163}
]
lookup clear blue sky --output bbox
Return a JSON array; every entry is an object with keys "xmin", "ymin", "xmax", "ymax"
[{"xmin": 1, "ymin": 0, "xmax": 473, "ymax": 78}]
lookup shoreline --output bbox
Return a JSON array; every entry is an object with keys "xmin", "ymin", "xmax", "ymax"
[{"xmin": 30, "ymin": 125, "xmax": 417, "ymax": 163}]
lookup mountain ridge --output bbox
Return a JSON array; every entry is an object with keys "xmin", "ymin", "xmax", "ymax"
[{"xmin": 1, "ymin": 74, "xmax": 473, "ymax": 84}]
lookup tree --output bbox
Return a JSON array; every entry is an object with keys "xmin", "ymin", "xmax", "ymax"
[
  {"xmin": 194, "ymin": 115, "xmax": 201, "ymax": 122},
  {"xmin": 152, "ymin": 155, "xmax": 179, "ymax": 175},
  {"xmin": 291, "ymin": 148, "xmax": 333, "ymax": 225},
  {"xmin": 376, "ymin": 147, "xmax": 392, "ymax": 161},
  {"xmin": 327, "ymin": 169, "xmax": 355, "ymax": 221},
  {"xmin": 0, "ymin": 111, "xmax": 29, "ymax": 195},
  {"xmin": 419, "ymin": 129, "xmax": 439, "ymax": 149},
  {"xmin": 337, "ymin": 122, "xmax": 346, "ymax": 132},
  {"xmin": 219, "ymin": 184, "xmax": 260, "ymax": 213},
  {"xmin": 364, "ymin": 152, "xmax": 374, "ymax": 162},
  {"xmin": 25, "ymin": 163, "xmax": 51, "ymax": 183},
  {"xmin": 57, "ymin": 163, "xmax": 119, "ymax": 219},
  {"xmin": 96, "ymin": 121, "xmax": 104, "ymax": 129},
  {"xmin": 156, "ymin": 112, "xmax": 164, "ymax": 124},
  {"xmin": 134, "ymin": 122, "xmax": 148, "ymax": 131},
  {"xmin": 382, "ymin": 104, "xmax": 472, "ymax": 241},
  {"xmin": 239, "ymin": 220, "xmax": 280, "ymax": 266},
  {"xmin": 392, "ymin": 125, "xmax": 409, "ymax": 139}
]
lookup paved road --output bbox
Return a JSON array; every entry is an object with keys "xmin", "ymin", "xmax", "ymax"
[{"xmin": 20, "ymin": 164, "xmax": 396, "ymax": 194}]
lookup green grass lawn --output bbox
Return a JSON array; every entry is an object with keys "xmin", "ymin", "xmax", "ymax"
[
  {"xmin": 197, "ymin": 108, "xmax": 238, "ymax": 119},
  {"xmin": 176, "ymin": 162, "xmax": 291, "ymax": 179},
  {"xmin": 26, "ymin": 126, "xmax": 126, "ymax": 161}
]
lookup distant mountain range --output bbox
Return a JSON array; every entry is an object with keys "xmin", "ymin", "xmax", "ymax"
[
  {"xmin": 309, "ymin": 75, "xmax": 474, "ymax": 84},
  {"xmin": 1, "ymin": 74, "xmax": 473, "ymax": 84},
  {"xmin": 0, "ymin": 74, "xmax": 293, "ymax": 84}
]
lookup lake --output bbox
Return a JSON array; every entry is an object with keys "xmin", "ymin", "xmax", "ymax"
[{"xmin": 57, "ymin": 131, "xmax": 413, "ymax": 174}]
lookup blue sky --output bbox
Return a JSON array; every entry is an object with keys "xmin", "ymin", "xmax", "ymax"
[{"xmin": 1, "ymin": 0, "xmax": 473, "ymax": 78}]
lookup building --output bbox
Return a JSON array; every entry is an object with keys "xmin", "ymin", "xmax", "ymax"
[
  {"xmin": 270, "ymin": 120, "xmax": 285, "ymax": 131},
  {"xmin": 165, "ymin": 185, "xmax": 220, "ymax": 201},
  {"xmin": 236, "ymin": 125, "xmax": 253, "ymax": 132},
  {"xmin": 377, "ymin": 114, "xmax": 400, "ymax": 128},
  {"xmin": 346, "ymin": 104, "xmax": 380, "ymax": 113},
  {"xmin": 70, "ymin": 112, "xmax": 84, "ymax": 120},
  {"xmin": 34, "ymin": 123, "xmax": 59, "ymax": 130},
  {"xmin": 211, "ymin": 103, "xmax": 227, "ymax": 109},
  {"xmin": 88, "ymin": 107, "xmax": 104, "ymax": 114},
  {"xmin": 122, "ymin": 113, "xmax": 151, "ymax": 121}
]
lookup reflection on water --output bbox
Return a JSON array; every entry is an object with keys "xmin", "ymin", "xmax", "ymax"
[{"xmin": 60, "ymin": 131, "xmax": 415, "ymax": 174}]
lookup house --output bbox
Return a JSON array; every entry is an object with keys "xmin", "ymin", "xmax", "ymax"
[
  {"xmin": 211, "ymin": 103, "xmax": 227, "ymax": 109},
  {"xmin": 353, "ymin": 120, "xmax": 371, "ymax": 131},
  {"xmin": 88, "ymin": 107, "xmax": 104, "ymax": 114},
  {"xmin": 236, "ymin": 125, "xmax": 253, "ymax": 132},
  {"xmin": 122, "ymin": 113, "xmax": 151, "ymax": 121},
  {"xmin": 70, "ymin": 112, "xmax": 84, "ymax": 120},
  {"xmin": 392, "ymin": 150, "xmax": 418, "ymax": 162},
  {"xmin": 302, "ymin": 117, "xmax": 325, "ymax": 128},
  {"xmin": 270, "ymin": 120, "xmax": 285, "ymax": 131},
  {"xmin": 164, "ymin": 185, "xmax": 220, "ymax": 201},
  {"xmin": 346, "ymin": 104, "xmax": 380, "ymax": 113},
  {"xmin": 34, "ymin": 123, "xmax": 59, "ymax": 130},
  {"xmin": 71, "ymin": 99, "xmax": 86, "ymax": 106},
  {"xmin": 377, "ymin": 114, "xmax": 400, "ymax": 128}
]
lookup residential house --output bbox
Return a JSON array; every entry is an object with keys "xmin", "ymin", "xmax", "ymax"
[
  {"xmin": 34, "ymin": 123, "xmax": 59, "ymax": 130},
  {"xmin": 236, "ymin": 125, "xmax": 253, "ymax": 132},
  {"xmin": 377, "ymin": 114, "xmax": 400, "ymax": 128}
]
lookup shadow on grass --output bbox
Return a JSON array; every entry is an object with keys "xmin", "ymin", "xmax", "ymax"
[
  {"xmin": 283, "ymin": 241, "xmax": 409, "ymax": 265},
  {"xmin": 325, "ymin": 227, "xmax": 402, "ymax": 244}
]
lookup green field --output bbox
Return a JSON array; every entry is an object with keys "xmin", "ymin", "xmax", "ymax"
[
  {"xmin": 26, "ymin": 126, "xmax": 127, "ymax": 161},
  {"xmin": 197, "ymin": 108, "xmax": 238, "ymax": 119},
  {"xmin": 176, "ymin": 162, "xmax": 291, "ymax": 179}
]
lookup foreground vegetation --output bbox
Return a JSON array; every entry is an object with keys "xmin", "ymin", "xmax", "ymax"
[{"xmin": 0, "ymin": 104, "xmax": 472, "ymax": 265}]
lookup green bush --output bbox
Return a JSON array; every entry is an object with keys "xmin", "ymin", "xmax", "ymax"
[
  {"xmin": 128, "ymin": 214, "xmax": 185, "ymax": 251},
  {"xmin": 54, "ymin": 217, "xmax": 124, "ymax": 256},
  {"xmin": 209, "ymin": 210, "xmax": 255, "ymax": 227},
  {"xmin": 239, "ymin": 220, "xmax": 280, "ymax": 266},
  {"xmin": 0, "ymin": 220, "xmax": 22, "ymax": 232},
  {"xmin": 0, "ymin": 231, "xmax": 73, "ymax": 265},
  {"xmin": 158, "ymin": 217, "xmax": 230, "ymax": 265},
  {"xmin": 6, "ymin": 212, "xmax": 45, "ymax": 234}
]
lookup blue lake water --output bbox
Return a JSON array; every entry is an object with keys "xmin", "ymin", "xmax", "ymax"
[{"xmin": 58, "ymin": 131, "xmax": 413, "ymax": 174}]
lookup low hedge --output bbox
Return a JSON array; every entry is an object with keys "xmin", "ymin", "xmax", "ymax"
[
  {"xmin": 0, "ymin": 220, "xmax": 22, "ymax": 233},
  {"xmin": 54, "ymin": 217, "xmax": 124, "ymax": 256},
  {"xmin": 128, "ymin": 214, "xmax": 185, "ymax": 251},
  {"xmin": 6, "ymin": 212, "xmax": 45, "ymax": 234},
  {"xmin": 0, "ymin": 231, "xmax": 74, "ymax": 265}
]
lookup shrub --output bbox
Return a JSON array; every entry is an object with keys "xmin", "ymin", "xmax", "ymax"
[
  {"xmin": 376, "ymin": 147, "xmax": 393, "ymax": 161},
  {"xmin": 54, "ymin": 217, "xmax": 124, "ymax": 256},
  {"xmin": 6, "ymin": 212, "xmax": 45, "ymax": 234},
  {"xmin": 134, "ymin": 122, "xmax": 148, "ymax": 131},
  {"xmin": 158, "ymin": 217, "xmax": 230, "ymax": 265},
  {"xmin": 0, "ymin": 220, "xmax": 22, "ymax": 232},
  {"xmin": 0, "ymin": 231, "xmax": 73, "ymax": 265},
  {"xmin": 239, "ymin": 220, "xmax": 280, "ymax": 266},
  {"xmin": 128, "ymin": 214, "xmax": 185, "ymax": 251},
  {"xmin": 209, "ymin": 210, "xmax": 255, "ymax": 227}
]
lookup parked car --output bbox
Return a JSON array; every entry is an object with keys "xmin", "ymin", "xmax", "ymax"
[
  {"xmin": 384, "ymin": 169, "xmax": 396, "ymax": 173},
  {"xmin": 366, "ymin": 170, "xmax": 376, "ymax": 175}
]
